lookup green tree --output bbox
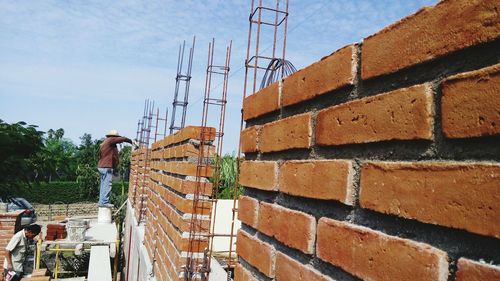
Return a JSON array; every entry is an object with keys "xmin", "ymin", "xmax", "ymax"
[
  {"xmin": 41, "ymin": 129, "xmax": 77, "ymax": 181},
  {"xmin": 0, "ymin": 120, "xmax": 44, "ymax": 197},
  {"xmin": 117, "ymin": 145, "xmax": 131, "ymax": 181},
  {"xmin": 75, "ymin": 133, "xmax": 101, "ymax": 200}
]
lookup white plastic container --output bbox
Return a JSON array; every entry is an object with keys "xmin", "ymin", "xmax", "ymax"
[{"xmin": 97, "ymin": 207, "xmax": 112, "ymax": 224}]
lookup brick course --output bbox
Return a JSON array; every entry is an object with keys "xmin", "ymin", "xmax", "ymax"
[
  {"xmin": 360, "ymin": 161, "xmax": 500, "ymax": 238},
  {"xmin": 455, "ymin": 258, "xmax": 500, "ymax": 281},
  {"xmin": 130, "ymin": 126, "xmax": 215, "ymax": 281},
  {"xmin": 238, "ymin": 196, "xmax": 259, "ymax": 228},
  {"xmin": 239, "ymin": 161, "xmax": 278, "ymax": 191},
  {"xmin": 361, "ymin": 0, "xmax": 500, "ymax": 80},
  {"xmin": 275, "ymin": 252, "xmax": 333, "ymax": 281},
  {"xmin": 441, "ymin": 63, "xmax": 500, "ymax": 138},
  {"xmin": 260, "ymin": 113, "xmax": 312, "ymax": 152},
  {"xmin": 237, "ymin": 230, "xmax": 276, "ymax": 278},
  {"xmin": 282, "ymin": 45, "xmax": 356, "ymax": 107},
  {"xmin": 243, "ymin": 82, "xmax": 280, "ymax": 121},
  {"xmin": 317, "ymin": 218, "xmax": 449, "ymax": 281},
  {"xmin": 236, "ymin": 1, "xmax": 499, "ymax": 280},
  {"xmin": 240, "ymin": 126, "xmax": 259, "ymax": 153},
  {"xmin": 279, "ymin": 160, "xmax": 355, "ymax": 204},
  {"xmin": 316, "ymin": 83, "xmax": 434, "ymax": 146},
  {"xmin": 257, "ymin": 202, "xmax": 316, "ymax": 254}
]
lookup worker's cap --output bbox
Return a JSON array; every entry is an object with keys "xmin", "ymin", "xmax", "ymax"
[{"xmin": 106, "ymin": 129, "xmax": 121, "ymax": 137}]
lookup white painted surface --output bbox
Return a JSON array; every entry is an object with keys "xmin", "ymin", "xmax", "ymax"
[
  {"xmin": 123, "ymin": 201, "xmax": 156, "ymax": 281},
  {"xmin": 88, "ymin": 246, "xmax": 112, "ymax": 281},
  {"xmin": 209, "ymin": 258, "xmax": 228, "ymax": 281},
  {"xmin": 85, "ymin": 219, "xmax": 117, "ymax": 243},
  {"xmin": 98, "ymin": 207, "xmax": 112, "ymax": 223},
  {"xmin": 210, "ymin": 199, "xmax": 241, "ymax": 253}
]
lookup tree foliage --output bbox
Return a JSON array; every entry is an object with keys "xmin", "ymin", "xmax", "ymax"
[
  {"xmin": 0, "ymin": 120, "xmax": 132, "ymax": 202},
  {"xmin": 212, "ymin": 154, "xmax": 242, "ymax": 199},
  {"xmin": 75, "ymin": 133, "xmax": 102, "ymax": 200},
  {"xmin": 0, "ymin": 119, "xmax": 44, "ymax": 197}
]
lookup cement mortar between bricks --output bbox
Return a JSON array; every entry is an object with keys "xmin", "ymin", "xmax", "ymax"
[{"xmin": 239, "ymin": 39, "xmax": 500, "ymax": 281}]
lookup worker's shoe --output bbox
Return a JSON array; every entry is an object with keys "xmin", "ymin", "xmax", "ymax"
[{"xmin": 98, "ymin": 203, "xmax": 114, "ymax": 208}]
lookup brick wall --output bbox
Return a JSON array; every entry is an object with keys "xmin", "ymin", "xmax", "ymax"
[
  {"xmin": 129, "ymin": 147, "xmax": 150, "ymax": 222},
  {"xmin": 134, "ymin": 126, "xmax": 216, "ymax": 281},
  {"xmin": 236, "ymin": 0, "xmax": 500, "ymax": 280},
  {"xmin": 0, "ymin": 212, "xmax": 23, "ymax": 262}
]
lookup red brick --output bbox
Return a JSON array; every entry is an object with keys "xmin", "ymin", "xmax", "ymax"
[
  {"xmin": 362, "ymin": 0, "xmax": 500, "ymax": 80},
  {"xmin": 159, "ymin": 173, "xmax": 212, "ymax": 196},
  {"xmin": 243, "ymin": 82, "xmax": 280, "ymax": 121},
  {"xmin": 238, "ymin": 196, "xmax": 259, "ymax": 228},
  {"xmin": 239, "ymin": 161, "xmax": 278, "ymax": 191},
  {"xmin": 455, "ymin": 258, "xmax": 500, "ymax": 281},
  {"xmin": 160, "ymin": 161, "xmax": 212, "ymax": 177},
  {"xmin": 234, "ymin": 264, "xmax": 258, "ymax": 281},
  {"xmin": 317, "ymin": 218, "xmax": 449, "ymax": 281},
  {"xmin": 441, "ymin": 64, "xmax": 500, "ymax": 138},
  {"xmin": 161, "ymin": 143, "xmax": 214, "ymax": 160},
  {"xmin": 240, "ymin": 126, "xmax": 259, "ymax": 153},
  {"xmin": 258, "ymin": 202, "xmax": 316, "ymax": 254},
  {"xmin": 283, "ymin": 45, "xmax": 356, "ymax": 107},
  {"xmin": 279, "ymin": 160, "xmax": 355, "ymax": 205},
  {"xmin": 236, "ymin": 230, "xmax": 276, "ymax": 278},
  {"xmin": 360, "ymin": 161, "xmax": 500, "ymax": 238},
  {"xmin": 276, "ymin": 252, "xmax": 333, "ymax": 281},
  {"xmin": 158, "ymin": 126, "xmax": 216, "ymax": 147},
  {"xmin": 316, "ymin": 83, "xmax": 434, "ymax": 146},
  {"xmin": 260, "ymin": 113, "xmax": 312, "ymax": 153}
]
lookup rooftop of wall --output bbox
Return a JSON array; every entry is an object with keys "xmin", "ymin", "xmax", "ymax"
[
  {"xmin": 151, "ymin": 126, "xmax": 216, "ymax": 150},
  {"xmin": 242, "ymin": 0, "xmax": 500, "ymax": 121}
]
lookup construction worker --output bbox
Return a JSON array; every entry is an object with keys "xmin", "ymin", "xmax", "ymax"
[
  {"xmin": 98, "ymin": 129, "xmax": 135, "ymax": 208},
  {"xmin": 3, "ymin": 224, "xmax": 41, "ymax": 281}
]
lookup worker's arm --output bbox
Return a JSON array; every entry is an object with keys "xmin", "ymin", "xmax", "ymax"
[
  {"xmin": 108, "ymin": 137, "xmax": 132, "ymax": 145},
  {"xmin": 4, "ymin": 232, "xmax": 21, "ymax": 271},
  {"xmin": 5, "ymin": 250, "xmax": 13, "ymax": 271}
]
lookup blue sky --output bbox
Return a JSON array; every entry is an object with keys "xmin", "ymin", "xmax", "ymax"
[{"xmin": 0, "ymin": 0, "xmax": 437, "ymax": 153}]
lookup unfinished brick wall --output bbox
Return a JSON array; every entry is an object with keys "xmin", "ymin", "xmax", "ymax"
[
  {"xmin": 129, "ymin": 147, "xmax": 150, "ymax": 222},
  {"xmin": 141, "ymin": 126, "xmax": 216, "ymax": 281},
  {"xmin": 236, "ymin": 0, "xmax": 500, "ymax": 280},
  {"xmin": 0, "ymin": 212, "xmax": 22, "ymax": 262}
]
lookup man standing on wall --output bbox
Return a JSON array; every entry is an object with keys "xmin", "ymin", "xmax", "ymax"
[
  {"xmin": 3, "ymin": 224, "xmax": 41, "ymax": 281},
  {"xmin": 98, "ymin": 129, "xmax": 134, "ymax": 208}
]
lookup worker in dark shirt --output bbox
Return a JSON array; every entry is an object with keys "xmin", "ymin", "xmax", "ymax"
[{"xmin": 98, "ymin": 129, "xmax": 133, "ymax": 208}]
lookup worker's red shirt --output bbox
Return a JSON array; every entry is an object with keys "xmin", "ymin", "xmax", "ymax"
[{"xmin": 98, "ymin": 136, "xmax": 131, "ymax": 168}]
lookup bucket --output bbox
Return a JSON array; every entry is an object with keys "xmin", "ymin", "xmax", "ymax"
[{"xmin": 67, "ymin": 219, "xmax": 87, "ymax": 242}]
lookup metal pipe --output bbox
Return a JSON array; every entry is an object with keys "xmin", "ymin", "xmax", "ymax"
[{"xmin": 35, "ymin": 238, "xmax": 42, "ymax": 269}]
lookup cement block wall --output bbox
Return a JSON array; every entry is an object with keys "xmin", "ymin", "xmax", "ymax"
[
  {"xmin": 132, "ymin": 126, "xmax": 216, "ymax": 281},
  {"xmin": 236, "ymin": 0, "xmax": 500, "ymax": 280}
]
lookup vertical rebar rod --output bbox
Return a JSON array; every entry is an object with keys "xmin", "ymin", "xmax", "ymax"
[
  {"xmin": 185, "ymin": 39, "xmax": 231, "ymax": 281},
  {"xmin": 227, "ymin": 1, "xmax": 290, "ymax": 277},
  {"xmin": 170, "ymin": 36, "xmax": 196, "ymax": 134}
]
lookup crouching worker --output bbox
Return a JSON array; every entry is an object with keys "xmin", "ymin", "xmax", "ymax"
[{"xmin": 3, "ymin": 224, "xmax": 41, "ymax": 281}]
